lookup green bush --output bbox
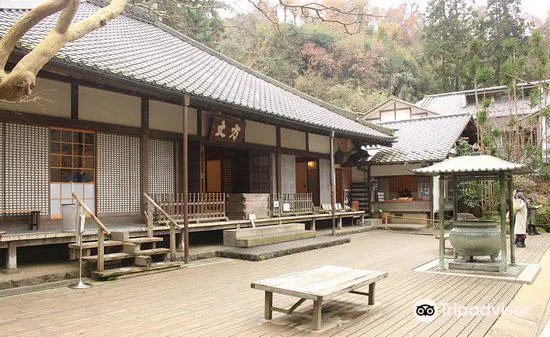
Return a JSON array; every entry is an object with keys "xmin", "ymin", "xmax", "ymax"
[{"xmin": 536, "ymin": 205, "xmax": 550, "ymax": 225}]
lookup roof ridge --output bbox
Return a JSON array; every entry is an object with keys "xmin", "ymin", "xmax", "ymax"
[
  {"xmin": 378, "ymin": 113, "xmax": 471, "ymax": 126},
  {"xmin": 421, "ymin": 79, "xmax": 550, "ymax": 98}
]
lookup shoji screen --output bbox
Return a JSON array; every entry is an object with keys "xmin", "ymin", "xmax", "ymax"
[
  {"xmin": 4, "ymin": 123, "xmax": 49, "ymax": 215},
  {"xmin": 148, "ymin": 138, "xmax": 175, "ymax": 194},
  {"xmin": 97, "ymin": 133, "xmax": 141, "ymax": 215}
]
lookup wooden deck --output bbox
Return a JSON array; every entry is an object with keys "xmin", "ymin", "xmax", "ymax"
[{"xmin": 1, "ymin": 231, "xmax": 548, "ymax": 337}]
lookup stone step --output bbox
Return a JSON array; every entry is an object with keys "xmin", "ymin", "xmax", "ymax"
[
  {"xmin": 81, "ymin": 248, "xmax": 170, "ymax": 262},
  {"xmin": 91, "ymin": 261, "xmax": 181, "ymax": 280},
  {"xmin": 68, "ymin": 240, "xmax": 123, "ymax": 249},
  {"xmin": 128, "ymin": 236, "xmax": 163, "ymax": 244},
  {"xmin": 230, "ymin": 230, "xmax": 316, "ymax": 248},
  {"xmin": 224, "ymin": 223, "xmax": 305, "ymax": 241}
]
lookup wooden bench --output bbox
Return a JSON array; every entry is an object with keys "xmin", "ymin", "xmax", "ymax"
[
  {"xmin": 251, "ymin": 265, "xmax": 388, "ymax": 330},
  {"xmin": 0, "ymin": 210, "xmax": 41, "ymax": 230}
]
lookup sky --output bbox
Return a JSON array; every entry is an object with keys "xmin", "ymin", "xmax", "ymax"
[{"xmin": 222, "ymin": 0, "xmax": 550, "ymax": 22}]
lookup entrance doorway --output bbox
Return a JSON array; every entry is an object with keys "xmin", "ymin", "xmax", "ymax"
[
  {"xmin": 205, "ymin": 146, "xmax": 250, "ymax": 193},
  {"xmin": 295, "ymin": 158, "xmax": 320, "ymax": 206}
]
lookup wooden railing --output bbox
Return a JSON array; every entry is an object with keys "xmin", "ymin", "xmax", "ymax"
[
  {"xmin": 143, "ymin": 193, "xmax": 182, "ymax": 261},
  {"xmin": 72, "ymin": 193, "xmax": 111, "ymax": 273},
  {"xmin": 271, "ymin": 193, "xmax": 314, "ymax": 217},
  {"xmin": 151, "ymin": 193, "xmax": 227, "ymax": 223}
]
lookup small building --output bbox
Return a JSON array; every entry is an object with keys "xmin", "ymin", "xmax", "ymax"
[
  {"xmin": 360, "ymin": 97, "xmax": 440, "ymax": 124},
  {"xmin": 416, "ymin": 81, "xmax": 550, "ymax": 163},
  {"xmin": 351, "ymin": 113, "xmax": 476, "ymax": 224}
]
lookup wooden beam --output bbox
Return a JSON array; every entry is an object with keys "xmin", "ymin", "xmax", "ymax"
[
  {"xmin": 183, "ymin": 95, "xmax": 190, "ymax": 264},
  {"xmin": 330, "ymin": 131, "xmax": 336, "ymax": 236},
  {"xmin": 499, "ymin": 172, "xmax": 508, "ymax": 273},
  {"xmin": 438, "ymin": 176, "xmax": 445, "ymax": 271},
  {"xmin": 70, "ymin": 84, "xmax": 78, "ymax": 120},
  {"xmin": 508, "ymin": 175, "xmax": 516, "ymax": 265},
  {"xmin": 140, "ymin": 97, "xmax": 150, "ymax": 212}
]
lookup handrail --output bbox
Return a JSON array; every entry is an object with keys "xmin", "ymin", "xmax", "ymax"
[
  {"xmin": 72, "ymin": 193, "xmax": 111, "ymax": 235},
  {"xmin": 143, "ymin": 193, "xmax": 182, "ymax": 230}
]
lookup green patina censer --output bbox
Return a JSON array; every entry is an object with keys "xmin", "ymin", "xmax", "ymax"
[{"xmin": 449, "ymin": 220, "xmax": 501, "ymax": 262}]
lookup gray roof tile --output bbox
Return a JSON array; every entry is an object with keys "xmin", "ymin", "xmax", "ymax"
[
  {"xmin": 0, "ymin": 2, "xmax": 392, "ymax": 141},
  {"xmin": 366, "ymin": 114, "xmax": 472, "ymax": 164}
]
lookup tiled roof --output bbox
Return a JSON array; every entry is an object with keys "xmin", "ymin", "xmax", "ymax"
[
  {"xmin": 416, "ymin": 81, "xmax": 550, "ymax": 118},
  {"xmin": 364, "ymin": 114, "xmax": 473, "ymax": 164},
  {"xmin": 0, "ymin": 2, "xmax": 393, "ymax": 141},
  {"xmin": 412, "ymin": 154, "xmax": 528, "ymax": 176}
]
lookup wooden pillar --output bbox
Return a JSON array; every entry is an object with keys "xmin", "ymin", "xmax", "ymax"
[
  {"xmin": 452, "ymin": 177, "xmax": 458, "ymax": 221},
  {"xmin": 330, "ymin": 131, "xmax": 336, "ymax": 236},
  {"xmin": 264, "ymin": 291, "xmax": 273, "ymax": 320},
  {"xmin": 429, "ymin": 177, "xmax": 435, "ymax": 225},
  {"xmin": 198, "ymin": 110, "xmax": 206, "ymax": 193},
  {"xmin": 5, "ymin": 242, "xmax": 17, "ymax": 272},
  {"xmin": 366, "ymin": 166, "xmax": 372, "ymax": 213},
  {"xmin": 508, "ymin": 175, "xmax": 516, "ymax": 265},
  {"xmin": 70, "ymin": 84, "xmax": 78, "ymax": 120},
  {"xmin": 499, "ymin": 172, "xmax": 508, "ymax": 273},
  {"xmin": 438, "ymin": 175, "xmax": 445, "ymax": 271},
  {"xmin": 140, "ymin": 97, "xmax": 150, "ymax": 211},
  {"xmin": 276, "ymin": 126, "xmax": 282, "ymax": 194},
  {"xmin": 183, "ymin": 95, "xmax": 190, "ymax": 264}
]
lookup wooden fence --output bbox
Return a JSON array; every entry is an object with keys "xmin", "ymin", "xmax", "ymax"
[
  {"xmin": 271, "ymin": 193, "xmax": 314, "ymax": 217},
  {"xmin": 151, "ymin": 193, "xmax": 227, "ymax": 223}
]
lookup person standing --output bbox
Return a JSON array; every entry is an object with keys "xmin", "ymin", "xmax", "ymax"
[{"xmin": 514, "ymin": 192, "xmax": 528, "ymax": 248}]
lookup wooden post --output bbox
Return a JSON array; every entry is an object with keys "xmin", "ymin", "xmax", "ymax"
[
  {"xmin": 170, "ymin": 223, "xmax": 176, "ymax": 261},
  {"xmin": 141, "ymin": 97, "xmax": 150, "ymax": 213},
  {"xmin": 330, "ymin": 131, "xmax": 336, "ymax": 236},
  {"xmin": 368, "ymin": 283, "xmax": 375, "ymax": 305},
  {"xmin": 97, "ymin": 229, "xmax": 104, "ymax": 273},
  {"xmin": 499, "ymin": 172, "xmax": 508, "ymax": 273},
  {"xmin": 452, "ymin": 177, "xmax": 458, "ymax": 221},
  {"xmin": 429, "ymin": 177, "xmax": 435, "ymax": 226},
  {"xmin": 5, "ymin": 241, "xmax": 17, "ymax": 272},
  {"xmin": 438, "ymin": 176, "xmax": 445, "ymax": 271},
  {"xmin": 264, "ymin": 291, "xmax": 273, "ymax": 320},
  {"xmin": 313, "ymin": 299, "xmax": 323, "ymax": 331},
  {"xmin": 276, "ymin": 126, "xmax": 282, "ymax": 194},
  {"xmin": 508, "ymin": 175, "xmax": 516, "ymax": 265},
  {"xmin": 183, "ymin": 95, "xmax": 190, "ymax": 264},
  {"xmin": 366, "ymin": 166, "xmax": 372, "ymax": 214}
]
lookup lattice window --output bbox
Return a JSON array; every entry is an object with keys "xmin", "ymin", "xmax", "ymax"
[
  {"xmin": 148, "ymin": 138, "xmax": 175, "ymax": 194},
  {"xmin": 4, "ymin": 123, "xmax": 49, "ymax": 215},
  {"xmin": 97, "ymin": 133, "xmax": 141, "ymax": 215}
]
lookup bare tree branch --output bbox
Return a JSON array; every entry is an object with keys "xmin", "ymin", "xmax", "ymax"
[
  {"xmin": 0, "ymin": 0, "xmax": 73, "ymax": 70},
  {"xmin": 0, "ymin": 0, "xmax": 126, "ymax": 102}
]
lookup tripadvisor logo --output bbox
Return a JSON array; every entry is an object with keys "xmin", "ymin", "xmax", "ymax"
[{"xmin": 414, "ymin": 299, "xmax": 438, "ymax": 323}]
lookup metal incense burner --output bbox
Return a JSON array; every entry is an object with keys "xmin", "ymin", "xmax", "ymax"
[{"xmin": 449, "ymin": 220, "xmax": 501, "ymax": 262}]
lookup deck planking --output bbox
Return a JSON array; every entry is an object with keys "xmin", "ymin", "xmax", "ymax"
[{"xmin": 0, "ymin": 231, "xmax": 548, "ymax": 337}]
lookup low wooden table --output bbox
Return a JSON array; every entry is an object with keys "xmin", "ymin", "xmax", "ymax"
[{"xmin": 251, "ymin": 265, "xmax": 388, "ymax": 330}]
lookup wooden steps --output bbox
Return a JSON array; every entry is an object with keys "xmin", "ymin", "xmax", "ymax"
[
  {"xmin": 81, "ymin": 248, "xmax": 170, "ymax": 262},
  {"xmin": 91, "ymin": 261, "xmax": 181, "ymax": 280},
  {"xmin": 68, "ymin": 230, "xmax": 179, "ymax": 280},
  {"xmin": 68, "ymin": 240, "xmax": 123, "ymax": 250}
]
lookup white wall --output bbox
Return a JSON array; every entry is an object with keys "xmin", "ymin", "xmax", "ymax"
[
  {"xmin": 281, "ymin": 154, "xmax": 296, "ymax": 193},
  {"xmin": 309, "ymin": 134, "xmax": 330, "ymax": 154},
  {"xmin": 280, "ymin": 128, "xmax": 306, "ymax": 150},
  {"xmin": 149, "ymin": 100, "xmax": 197, "ymax": 135},
  {"xmin": 245, "ymin": 121, "xmax": 277, "ymax": 146},
  {"xmin": 319, "ymin": 158, "xmax": 331, "ymax": 204},
  {"xmin": 79, "ymin": 86, "xmax": 141, "ymax": 127},
  {"xmin": 0, "ymin": 78, "xmax": 70, "ymax": 118},
  {"xmin": 351, "ymin": 166, "xmax": 366, "ymax": 183}
]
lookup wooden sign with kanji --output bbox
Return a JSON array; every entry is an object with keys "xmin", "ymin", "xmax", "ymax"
[{"xmin": 209, "ymin": 116, "xmax": 246, "ymax": 144}]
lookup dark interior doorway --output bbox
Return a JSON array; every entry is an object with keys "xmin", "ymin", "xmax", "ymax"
[
  {"xmin": 205, "ymin": 146, "xmax": 250, "ymax": 193},
  {"xmin": 295, "ymin": 157, "xmax": 320, "ymax": 206}
]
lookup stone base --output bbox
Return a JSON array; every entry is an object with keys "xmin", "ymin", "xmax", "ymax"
[
  {"xmin": 1, "ymin": 269, "xmax": 20, "ymax": 275},
  {"xmin": 449, "ymin": 261, "xmax": 501, "ymax": 272}
]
